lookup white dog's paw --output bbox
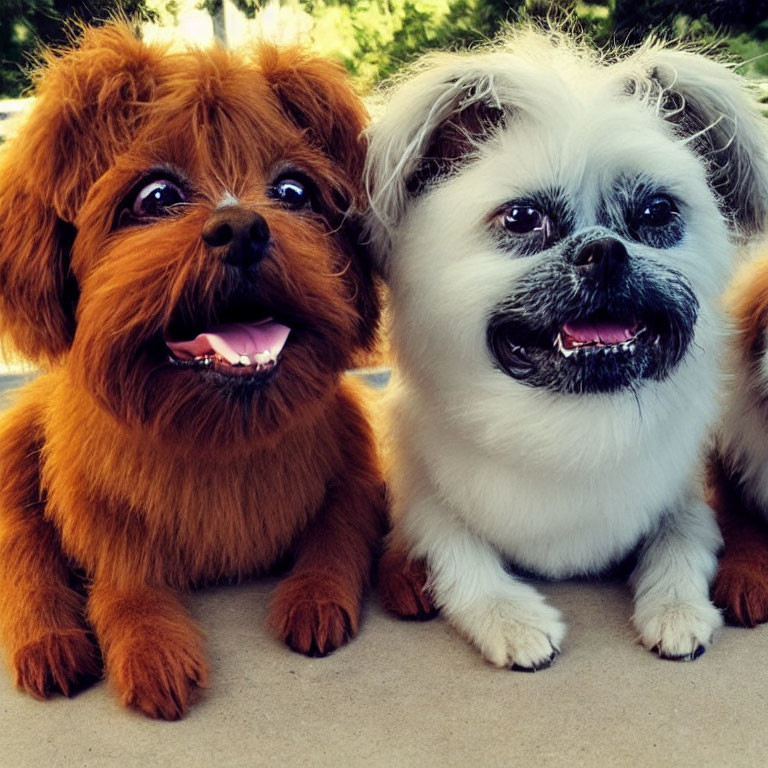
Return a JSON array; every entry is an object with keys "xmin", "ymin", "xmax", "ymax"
[
  {"xmin": 455, "ymin": 599, "xmax": 566, "ymax": 671},
  {"xmin": 633, "ymin": 598, "xmax": 723, "ymax": 661}
]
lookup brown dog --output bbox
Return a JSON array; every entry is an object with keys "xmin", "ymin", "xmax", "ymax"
[
  {"xmin": 710, "ymin": 253, "xmax": 768, "ymax": 628},
  {"xmin": 0, "ymin": 25, "xmax": 385, "ymax": 719}
]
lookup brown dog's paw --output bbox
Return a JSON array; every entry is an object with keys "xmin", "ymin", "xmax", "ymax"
[
  {"xmin": 270, "ymin": 574, "xmax": 359, "ymax": 657},
  {"xmin": 13, "ymin": 630, "xmax": 102, "ymax": 700},
  {"xmin": 378, "ymin": 549, "xmax": 437, "ymax": 621},
  {"xmin": 112, "ymin": 632, "xmax": 209, "ymax": 720},
  {"xmin": 713, "ymin": 559, "xmax": 768, "ymax": 627}
]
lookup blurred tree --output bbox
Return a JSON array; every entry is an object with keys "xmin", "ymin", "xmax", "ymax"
[
  {"xmin": 0, "ymin": 0, "xmax": 157, "ymax": 96},
  {"xmin": 198, "ymin": 0, "xmax": 270, "ymax": 45}
]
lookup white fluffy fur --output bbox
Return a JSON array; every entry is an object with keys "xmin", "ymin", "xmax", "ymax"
[{"xmin": 367, "ymin": 29, "xmax": 768, "ymax": 668}]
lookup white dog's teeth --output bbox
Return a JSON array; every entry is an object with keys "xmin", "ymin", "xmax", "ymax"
[
  {"xmin": 628, "ymin": 343, "xmax": 636, "ymax": 353},
  {"xmin": 238, "ymin": 354, "xmax": 251, "ymax": 366},
  {"xmin": 555, "ymin": 334, "xmax": 576, "ymax": 358},
  {"xmin": 253, "ymin": 350, "xmax": 272, "ymax": 365}
]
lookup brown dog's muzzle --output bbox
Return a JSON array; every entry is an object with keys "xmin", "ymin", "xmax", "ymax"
[{"xmin": 202, "ymin": 207, "xmax": 270, "ymax": 270}]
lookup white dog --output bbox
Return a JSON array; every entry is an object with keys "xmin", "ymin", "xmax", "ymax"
[{"xmin": 366, "ymin": 29, "xmax": 768, "ymax": 669}]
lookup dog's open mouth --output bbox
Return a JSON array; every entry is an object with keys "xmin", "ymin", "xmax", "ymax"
[
  {"xmin": 553, "ymin": 318, "xmax": 654, "ymax": 357},
  {"xmin": 487, "ymin": 304, "xmax": 689, "ymax": 395},
  {"xmin": 166, "ymin": 318, "xmax": 290, "ymax": 379},
  {"xmin": 495, "ymin": 313, "xmax": 660, "ymax": 366}
]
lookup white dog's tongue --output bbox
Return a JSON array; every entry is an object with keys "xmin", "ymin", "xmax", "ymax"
[
  {"xmin": 167, "ymin": 319, "xmax": 291, "ymax": 364},
  {"xmin": 562, "ymin": 320, "xmax": 638, "ymax": 345}
]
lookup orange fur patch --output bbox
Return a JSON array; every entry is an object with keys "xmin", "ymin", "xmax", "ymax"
[{"xmin": 710, "ymin": 253, "xmax": 768, "ymax": 627}]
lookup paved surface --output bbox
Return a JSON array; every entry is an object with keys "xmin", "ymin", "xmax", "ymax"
[
  {"xmin": 1, "ymin": 373, "xmax": 767, "ymax": 767},
  {"xmin": 1, "ymin": 579, "xmax": 767, "ymax": 768}
]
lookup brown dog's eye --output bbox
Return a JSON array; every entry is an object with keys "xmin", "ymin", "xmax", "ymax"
[
  {"xmin": 131, "ymin": 179, "xmax": 187, "ymax": 218},
  {"xmin": 270, "ymin": 174, "xmax": 314, "ymax": 210}
]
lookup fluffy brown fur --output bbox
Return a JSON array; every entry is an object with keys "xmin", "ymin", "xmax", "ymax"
[
  {"xmin": 0, "ymin": 25, "xmax": 385, "ymax": 719},
  {"xmin": 710, "ymin": 254, "xmax": 768, "ymax": 627},
  {"xmin": 378, "ymin": 540, "xmax": 436, "ymax": 620}
]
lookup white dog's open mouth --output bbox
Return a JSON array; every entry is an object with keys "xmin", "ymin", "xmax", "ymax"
[
  {"xmin": 553, "ymin": 319, "xmax": 655, "ymax": 358},
  {"xmin": 487, "ymin": 293, "xmax": 696, "ymax": 395},
  {"xmin": 166, "ymin": 318, "xmax": 291, "ymax": 378}
]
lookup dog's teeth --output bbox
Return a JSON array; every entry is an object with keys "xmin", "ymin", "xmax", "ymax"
[
  {"xmin": 238, "ymin": 355, "xmax": 251, "ymax": 366},
  {"xmin": 628, "ymin": 343, "xmax": 636, "ymax": 353},
  {"xmin": 254, "ymin": 350, "xmax": 272, "ymax": 365},
  {"xmin": 555, "ymin": 334, "xmax": 576, "ymax": 358}
]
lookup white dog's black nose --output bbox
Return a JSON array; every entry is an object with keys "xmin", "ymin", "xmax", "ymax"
[
  {"xmin": 202, "ymin": 208, "xmax": 270, "ymax": 269},
  {"xmin": 573, "ymin": 237, "xmax": 627, "ymax": 282}
]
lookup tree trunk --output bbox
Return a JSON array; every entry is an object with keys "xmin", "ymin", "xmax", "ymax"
[{"xmin": 212, "ymin": 1, "xmax": 227, "ymax": 46}]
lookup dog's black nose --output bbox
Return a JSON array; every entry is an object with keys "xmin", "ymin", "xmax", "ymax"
[
  {"xmin": 202, "ymin": 208, "xmax": 270, "ymax": 269},
  {"xmin": 572, "ymin": 237, "xmax": 627, "ymax": 281}
]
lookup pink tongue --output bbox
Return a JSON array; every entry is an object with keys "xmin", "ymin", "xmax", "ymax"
[
  {"xmin": 167, "ymin": 319, "xmax": 291, "ymax": 364},
  {"xmin": 562, "ymin": 320, "xmax": 638, "ymax": 345}
]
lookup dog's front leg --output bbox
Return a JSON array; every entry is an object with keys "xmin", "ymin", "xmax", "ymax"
[
  {"xmin": 711, "ymin": 506, "xmax": 768, "ymax": 627},
  {"xmin": 269, "ymin": 478, "xmax": 386, "ymax": 658},
  {"xmin": 406, "ymin": 495, "xmax": 565, "ymax": 670},
  {"xmin": 708, "ymin": 456, "xmax": 768, "ymax": 627},
  {"xmin": 0, "ymin": 393, "xmax": 101, "ymax": 699},
  {"xmin": 87, "ymin": 582, "xmax": 209, "ymax": 720},
  {"xmin": 631, "ymin": 496, "xmax": 723, "ymax": 660}
]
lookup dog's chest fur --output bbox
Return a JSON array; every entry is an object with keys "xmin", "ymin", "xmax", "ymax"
[
  {"xmin": 39, "ymin": 372, "xmax": 339, "ymax": 586},
  {"xmin": 392, "ymin": 372, "xmax": 712, "ymax": 579}
]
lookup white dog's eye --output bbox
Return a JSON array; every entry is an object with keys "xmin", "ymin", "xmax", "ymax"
[
  {"xmin": 131, "ymin": 179, "xmax": 187, "ymax": 218},
  {"xmin": 502, "ymin": 205, "xmax": 546, "ymax": 234},
  {"xmin": 638, "ymin": 195, "xmax": 678, "ymax": 228}
]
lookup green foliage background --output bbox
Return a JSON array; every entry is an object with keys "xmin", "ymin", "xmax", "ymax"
[
  {"xmin": 0, "ymin": 0, "xmax": 158, "ymax": 95},
  {"xmin": 0, "ymin": 0, "xmax": 767, "ymax": 97},
  {"xmin": 327, "ymin": 0, "xmax": 768, "ymax": 86}
]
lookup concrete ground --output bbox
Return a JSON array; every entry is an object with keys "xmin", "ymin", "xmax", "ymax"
[{"xmin": 1, "ymin": 373, "xmax": 767, "ymax": 767}]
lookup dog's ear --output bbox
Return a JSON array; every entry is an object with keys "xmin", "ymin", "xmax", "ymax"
[
  {"xmin": 364, "ymin": 56, "xmax": 510, "ymax": 275},
  {"xmin": 625, "ymin": 48, "xmax": 768, "ymax": 237},
  {"xmin": 0, "ymin": 24, "xmax": 164, "ymax": 364},
  {"xmin": 258, "ymin": 47, "xmax": 368, "ymax": 209}
]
